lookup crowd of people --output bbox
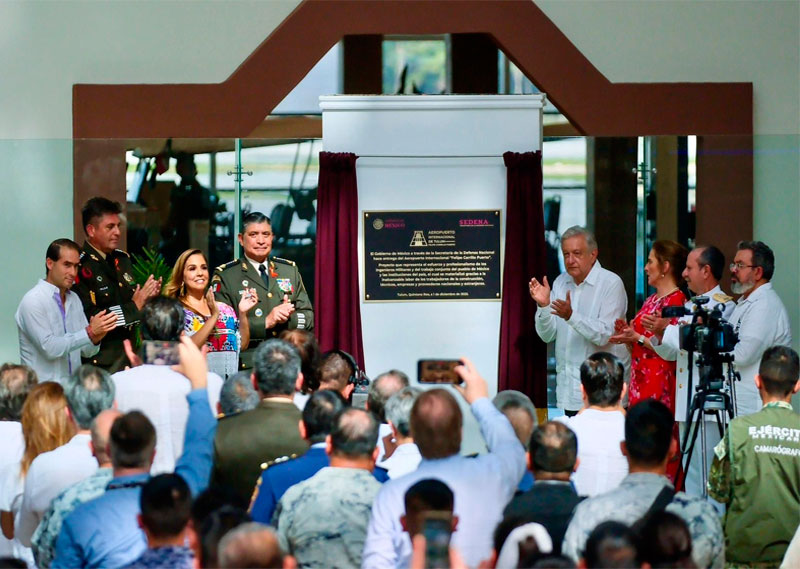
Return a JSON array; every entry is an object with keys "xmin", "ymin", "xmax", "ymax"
[{"xmin": 1, "ymin": 198, "xmax": 798, "ymax": 569}]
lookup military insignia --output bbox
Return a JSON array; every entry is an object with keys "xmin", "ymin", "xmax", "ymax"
[
  {"xmin": 242, "ymin": 280, "xmax": 248, "ymax": 287},
  {"xmin": 216, "ymin": 260, "xmax": 239, "ymax": 272},
  {"xmin": 81, "ymin": 266, "xmax": 93, "ymax": 279},
  {"xmin": 277, "ymin": 278, "xmax": 294, "ymax": 294},
  {"xmin": 238, "ymin": 290, "xmax": 246, "ymax": 297},
  {"xmin": 269, "ymin": 260, "xmax": 278, "ymax": 278},
  {"xmin": 273, "ymin": 256, "xmax": 296, "ymax": 267},
  {"xmin": 212, "ymin": 282, "xmax": 221, "ymax": 293},
  {"xmin": 114, "ymin": 258, "xmax": 121, "ymax": 271},
  {"xmin": 96, "ymin": 276, "xmax": 103, "ymax": 282},
  {"xmin": 255, "ymin": 308, "xmax": 263, "ymax": 317},
  {"xmin": 89, "ymin": 254, "xmax": 100, "ymax": 262},
  {"xmin": 89, "ymin": 291, "xmax": 96, "ymax": 306},
  {"xmin": 123, "ymin": 273, "xmax": 134, "ymax": 284},
  {"xmin": 242, "ymin": 263, "xmax": 248, "ymax": 271},
  {"xmin": 713, "ymin": 292, "xmax": 733, "ymax": 303}
]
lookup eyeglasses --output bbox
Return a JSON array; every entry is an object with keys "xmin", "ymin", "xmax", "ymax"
[{"xmin": 729, "ymin": 262, "xmax": 755, "ymax": 272}]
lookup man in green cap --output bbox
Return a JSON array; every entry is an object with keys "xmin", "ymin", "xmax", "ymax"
[{"xmin": 212, "ymin": 212, "xmax": 313, "ymax": 370}]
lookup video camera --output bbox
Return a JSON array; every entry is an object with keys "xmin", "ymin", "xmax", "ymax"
[{"xmin": 662, "ymin": 296, "xmax": 737, "ymax": 390}]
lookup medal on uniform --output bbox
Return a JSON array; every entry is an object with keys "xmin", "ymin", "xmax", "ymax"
[
  {"xmin": 242, "ymin": 280, "xmax": 248, "ymax": 287},
  {"xmin": 82, "ymin": 267, "xmax": 93, "ymax": 279},
  {"xmin": 90, "ymin": 291, "xmax": 96, "ymax": 305},
  {"xmin": 269, "ymin": 261, "xmax": 278, "ymax": 278},
  {"xmin": 255, "ymin": 308, "xmax": 263, "ymax": 317},
  {"xmin": 277, "ymin": 279, "xmax": 294, "ymax": 294},
  {"xmin": 123, "ymin": 273, "xmax": 134, "ymax": 284},
  {"xmin": 96, "ymin": 276, "xmax": 103, "ymax": 282}
]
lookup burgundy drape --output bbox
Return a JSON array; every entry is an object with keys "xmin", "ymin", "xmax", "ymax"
[
  {"xmin": 498, "ymin": 151, "xmax": 548, "ymax": 407},
  {"xmin": 314, "ymin": 152, "xmax": 365, "ymax": 368}
]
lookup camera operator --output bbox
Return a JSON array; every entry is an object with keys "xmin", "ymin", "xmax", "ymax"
[
  {"xmin": 648, "ymin": 246, "xmax": 734, "ymax": 498},
  {"xmin": 727, "ymin": 241, "xmax": 791, "ymax": 417}
]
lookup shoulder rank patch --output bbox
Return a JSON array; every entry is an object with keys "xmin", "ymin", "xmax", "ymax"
[
  {"xmin": 114, "ymin": 249, "xmax": 130, "ymax": 258},
  {"xmin": 215, "ymin": 259, "xmax": 240, "ymax": 273},
  {"xmin": 272, "ymin": 256, "xmax": 296, "ymax": 267},
  {"xmin": 259, "ymin": 454, "xmax": 297, "ymax": 471},
  {"xmin": 217, "ymin": 410, "xmax": 243, "ymax": 421},
  {"xmin": 712, "ymin": 292, "xmax": 733, "ymax": 304}
]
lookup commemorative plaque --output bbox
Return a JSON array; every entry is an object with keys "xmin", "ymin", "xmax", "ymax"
[{"xmin": 363, "ymin": 210, "xmax": 501, "ymax": 301}]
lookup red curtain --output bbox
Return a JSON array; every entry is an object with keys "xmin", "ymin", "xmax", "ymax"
[
  {"xmin": 314, "ymin": 152, "xmax": 366, "ymax": 368},
  {"xmin": 498, "ymin": 151, "xmax": 548, "ymax": 407}
]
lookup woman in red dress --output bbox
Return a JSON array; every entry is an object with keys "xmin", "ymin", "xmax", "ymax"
[{"xmin": 611, "ymin": 240, "xmax": 688, "ymax": 481}]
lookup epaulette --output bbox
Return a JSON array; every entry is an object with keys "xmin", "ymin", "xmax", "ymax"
[
  {"xmin": 259, "ymin": 454, "xmax": 297, "ymax": 471},
  {"xmin": 217, "ymin": 410, "xmax": 243, "ymax": 421},
  {"xmin": 114, "ymin": 249, "xmax": 130, "ymax": 257},
  {"xmin": 215, "ymin": 259, "xmax": 240, "ymax": 272},
  {"xmin": 712, "ymin": 292, "xmax": 734, "ymax": 304},
  {"xmin": 272, "ymin": 256, "xmax": 296, "ymax": 267}
]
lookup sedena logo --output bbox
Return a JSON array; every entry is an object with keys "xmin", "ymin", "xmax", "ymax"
[{"xmin": 459, "ymin": 219, "xmax": 490, "ymax": 227}]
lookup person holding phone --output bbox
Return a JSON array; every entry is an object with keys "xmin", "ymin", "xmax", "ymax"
[{"xmin": 165, "ymin": 249, "xmax": 258, "ymax": 379}]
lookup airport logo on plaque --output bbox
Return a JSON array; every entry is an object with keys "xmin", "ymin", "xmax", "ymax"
[
  {"xmin": 409, "ymin": 230, "xmax": 428, "ymax": 247},
  {"xmin": 372, "ymin": 218, "xmax": 384, "ymax": 230}
]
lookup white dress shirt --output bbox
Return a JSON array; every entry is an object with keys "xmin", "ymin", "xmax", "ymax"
[
  {"xmin": 362, "ymin": 398, "xmax": 526, "ymax": 568},
  {"xmin": 0, "ymin": 423, "xmax": 24, "ymax": 558},
  {"xmin": 535, "ymin": 262, "xmax": 629, "ymax": 410},
  {"xmin": 650, "ymin": 285, "xmax": 736, "ymax": 422},
  {"xmin": 376, "ymin": 442, "xmax": 422, "ymax": 480},
  {"xmin": 112, "ymin": 365, "xmax": 222, "ymax": 474},
  {"xmin": 728, "ymin": 282, "xmax": 792, "ymax": 416},
  {"xmin": 15, "ymin": 433, "xmax": 96, "ymax": 547},
  {"xmin": 15, "ymin": 279, "xmax": 99, "ymax": 384},
  {"xmin": 557, "ymin": 409, "xmax": 628, "ymax": 497}
]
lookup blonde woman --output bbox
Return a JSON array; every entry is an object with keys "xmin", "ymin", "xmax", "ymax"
[
  {"xmin": 0, "ymin": 382, "xmax": 74, "ymax": 564},
  {"xmin": 166, "ymin": 249, "xmax": 257, "ymax": 378}
]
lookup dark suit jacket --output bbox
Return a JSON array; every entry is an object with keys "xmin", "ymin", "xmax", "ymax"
[
  {"xmin": 212, "ymin": 398, "xmax": 308, "ymax": 504},
  {"xmin": 502, "ymin": 480, "xmax": 584, "ymax": 555}
]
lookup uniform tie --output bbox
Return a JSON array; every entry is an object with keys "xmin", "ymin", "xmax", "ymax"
[{"xmin": 258, "ymin": 264, "xmax": 269, "ymax": 288}]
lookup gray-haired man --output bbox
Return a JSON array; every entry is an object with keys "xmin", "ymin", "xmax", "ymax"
[{"xmin": 529, "ymin": 226, "xmax": 629, "ymax": 415}]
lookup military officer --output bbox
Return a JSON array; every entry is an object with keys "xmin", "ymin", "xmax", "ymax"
[
  {"xmin": 72, "ymin": 197, "xmax": 161, "ymax": 372},
  {"xmin": 212, "ymin": 211, "xmax": 313, "ymax": 370}
]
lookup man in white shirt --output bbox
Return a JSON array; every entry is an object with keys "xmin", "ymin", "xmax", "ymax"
[
  {"xmin": 377, "ymin": 387, "xmax": 422, "ymax": 479},
  {"xmin": 16, "ymin": 364, "xmax": 115, "ymax": 547},
  {"xmin": 649, "ymin": 245, "xmax": 735, "ymax": 499},
  {"xmin": 557, "ymin": 352, "xmax": 628, "ymax": 497},
  {"xmin": 16, "ymin": 239, "xmax": 118, "ymax": 384},
  {"xmin": 362, "ymin": 358, "xmax": 525, "ymax": 568},
  {"xmin": 114, "ymin": 296, "xmax": 222, "ymax": 474},
  {"xmin": 727, "ymin": 241, "xmax": 792, "ymax": 417},
  {"xmin": 529, "ymin": 226, "xmax": 629, "ymax": 414}
]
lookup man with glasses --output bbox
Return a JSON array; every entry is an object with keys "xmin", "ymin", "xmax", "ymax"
[
  {"xmin": 727, "ymin": 241, "xmax": 791, "ymax": 416},
  {"xmin": 212, "ymin": 212, "xmax": 313, "ymax": 371}
]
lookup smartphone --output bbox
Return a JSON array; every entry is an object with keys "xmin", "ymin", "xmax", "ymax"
[
  {"xmin": 422, "ymin": 511, "xmax": 453, "ymax": 569},
  {"xmin": 141, "ymin": 340, "xmax": 181, "ymax": 366},
  {"xmin": 417, "ymin": 360, "xmax": 463, "ymax": 384}
]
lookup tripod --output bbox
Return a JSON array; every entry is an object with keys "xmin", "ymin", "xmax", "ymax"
[{"xmin": 677, "ymin": 351, "xmax": 738, "ymax": 495}]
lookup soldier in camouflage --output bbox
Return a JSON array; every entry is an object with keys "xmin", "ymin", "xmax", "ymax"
[
  {"xmin": 708, "ymin": 346, "xmax": 800, "ymax": 567},
  {"xmin": 273, "ymin": 407, "xmax": 382, "ymax": 569}
]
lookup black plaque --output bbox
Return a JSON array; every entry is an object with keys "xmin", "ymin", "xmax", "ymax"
[{"xmin": 364, "ymin": 210, "xmax": 501, "ymax": 301}]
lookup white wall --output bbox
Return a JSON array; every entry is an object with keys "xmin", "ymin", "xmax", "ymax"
[{"xmin": 0, "ymin": 0, "xmax": 797, "ymax": 365}]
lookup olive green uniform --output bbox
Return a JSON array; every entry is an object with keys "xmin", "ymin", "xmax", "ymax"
[
  {"xmin": 708, "ymin": 401, "xmax": 800, "ymax": 565},
  {"xmin": 72, "ymin": 242, "xmax": 140, "ymax": 372},
  {"xmin": 212, "ymin": 256, "xmax": 313, "ymax": 370}
]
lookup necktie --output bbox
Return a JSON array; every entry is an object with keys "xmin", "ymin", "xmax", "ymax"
[{"xmin": 259, "ymin": 264, "xmax": 269, "ymax": 288}]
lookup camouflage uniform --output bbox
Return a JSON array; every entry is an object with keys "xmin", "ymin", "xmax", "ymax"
[
  {"xmin": 708, "ymin": 401, "xmax": 800, "ymax": 566},
  {"xmin": 273, "ymin": 466, "xmax": 381, "ymax": 569},
  {"xmin": 562, "ymin": 472, "xmax": 724, "ymax": 568}
]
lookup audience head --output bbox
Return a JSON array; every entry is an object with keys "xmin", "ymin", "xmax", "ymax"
[
  {"xmin": 736, "ymin": 240, "xmax": 775, "ymax": 282},
  {"xmin": 252, "ymin": 339, "xmax": 301, "ymax": 397},
  {"xmin": 82, "ymin": 197, "xmax": 123, "ymax": 254},
  {"xmin": 327, "ymin": 407, "xmax": 379, "ymax": 462},
  {"xmin": 580, "ymin": 352, "xmax": 625, "ymax": 408},
  {"xmin": 528, "ymin": 421, "xmax": 578, "ymax": 478},
  {"xmin": 279, "ymin": 330, "xmax": 321, "ymax": 394},
  {"xmin": 694, "ymin": 245, "xmax": 725, "ymax": 282},
  {"xmin": 219, "ymin": 371, "xmax": 260, "ymax": 416},
  {"xmin": 319, "ymin": 350, "xmax": 357, "ymax": 399},
  {"xmin": 164, "ymin": 248, "xmax": 206, "ymax": 299},
  {"xmin": 0, "ymin": 557, "xmax": 28, "ymax": 569},
  {"xmin": 411, "ymin": 389, "xmax": 462, "ymax": 459},
  {"xmin": 757, "ymin": 346, "xmax": 800, "ymax": 398},
  {"xmin": 401, "ymin": 479, "xmax": 456, "ymax": 537},
  {"xmin": 624, "ymin": 399, "xmax": 675, "ymax": 469},
  {"xmin": 63, "ymin": 364, "xmax": 115, "ymax": 430},
  {"xmin": 21, "ymin": 382, "xmax": 74, "ymax": 476},
  {"xmin": 301, "ymin": 389, "xmax": 347, "ymax": 444},
  {"xmin": 632, "ymin": 511, "xmax": 695, "ymax": 569},
  {"xmin": 581, "ymin": 521, "xmax": 640, "ymax": 569},
  {"xmin": 197, "ymin": 505, "xmax": 252, "ymax": 569},
  {"xmin": 90, "ymin": 408, "xmax": 122, "ymax": 466},
  {"xmin": 138, "ymin": 473, "xmax": 192, "ymax": 543},
  {"xmin": 217, "ymin": 522, "xmax": 288, "ymax": 569},
  {"xmin": 651, "ymin": 240, "xmax": 689, "ymax": 287},
  {"xmin": 141, "ymin": 296, "xmax": 184, "ymax": 342},
  {"xmin": 493, "ymin": 518, "xmax": 553, "ymax": 569},
  {"xmin": 560, "ymin": 226, "xmax": 598, "ymax": 284},
  {"xmin": 109, "ymin": 411, "xmax": 157, "ymax": 470},
  {"xmin": 368, "ymin": 370, "xmax": 410, "ymax": 422},
  {"xmin": 384, "ymin": 387, "xmax": 423, "ymax": 440},
  {"xmin": 44, "ymin": 238, "xmax": 81, "ymax": 287},
  {"xmin": 493, "ymin": 390, "xmax": 538, "ymax": 449},
  {"xmin": 0, "ymin": 364, "xmax": 37, "ymax": 422}
]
